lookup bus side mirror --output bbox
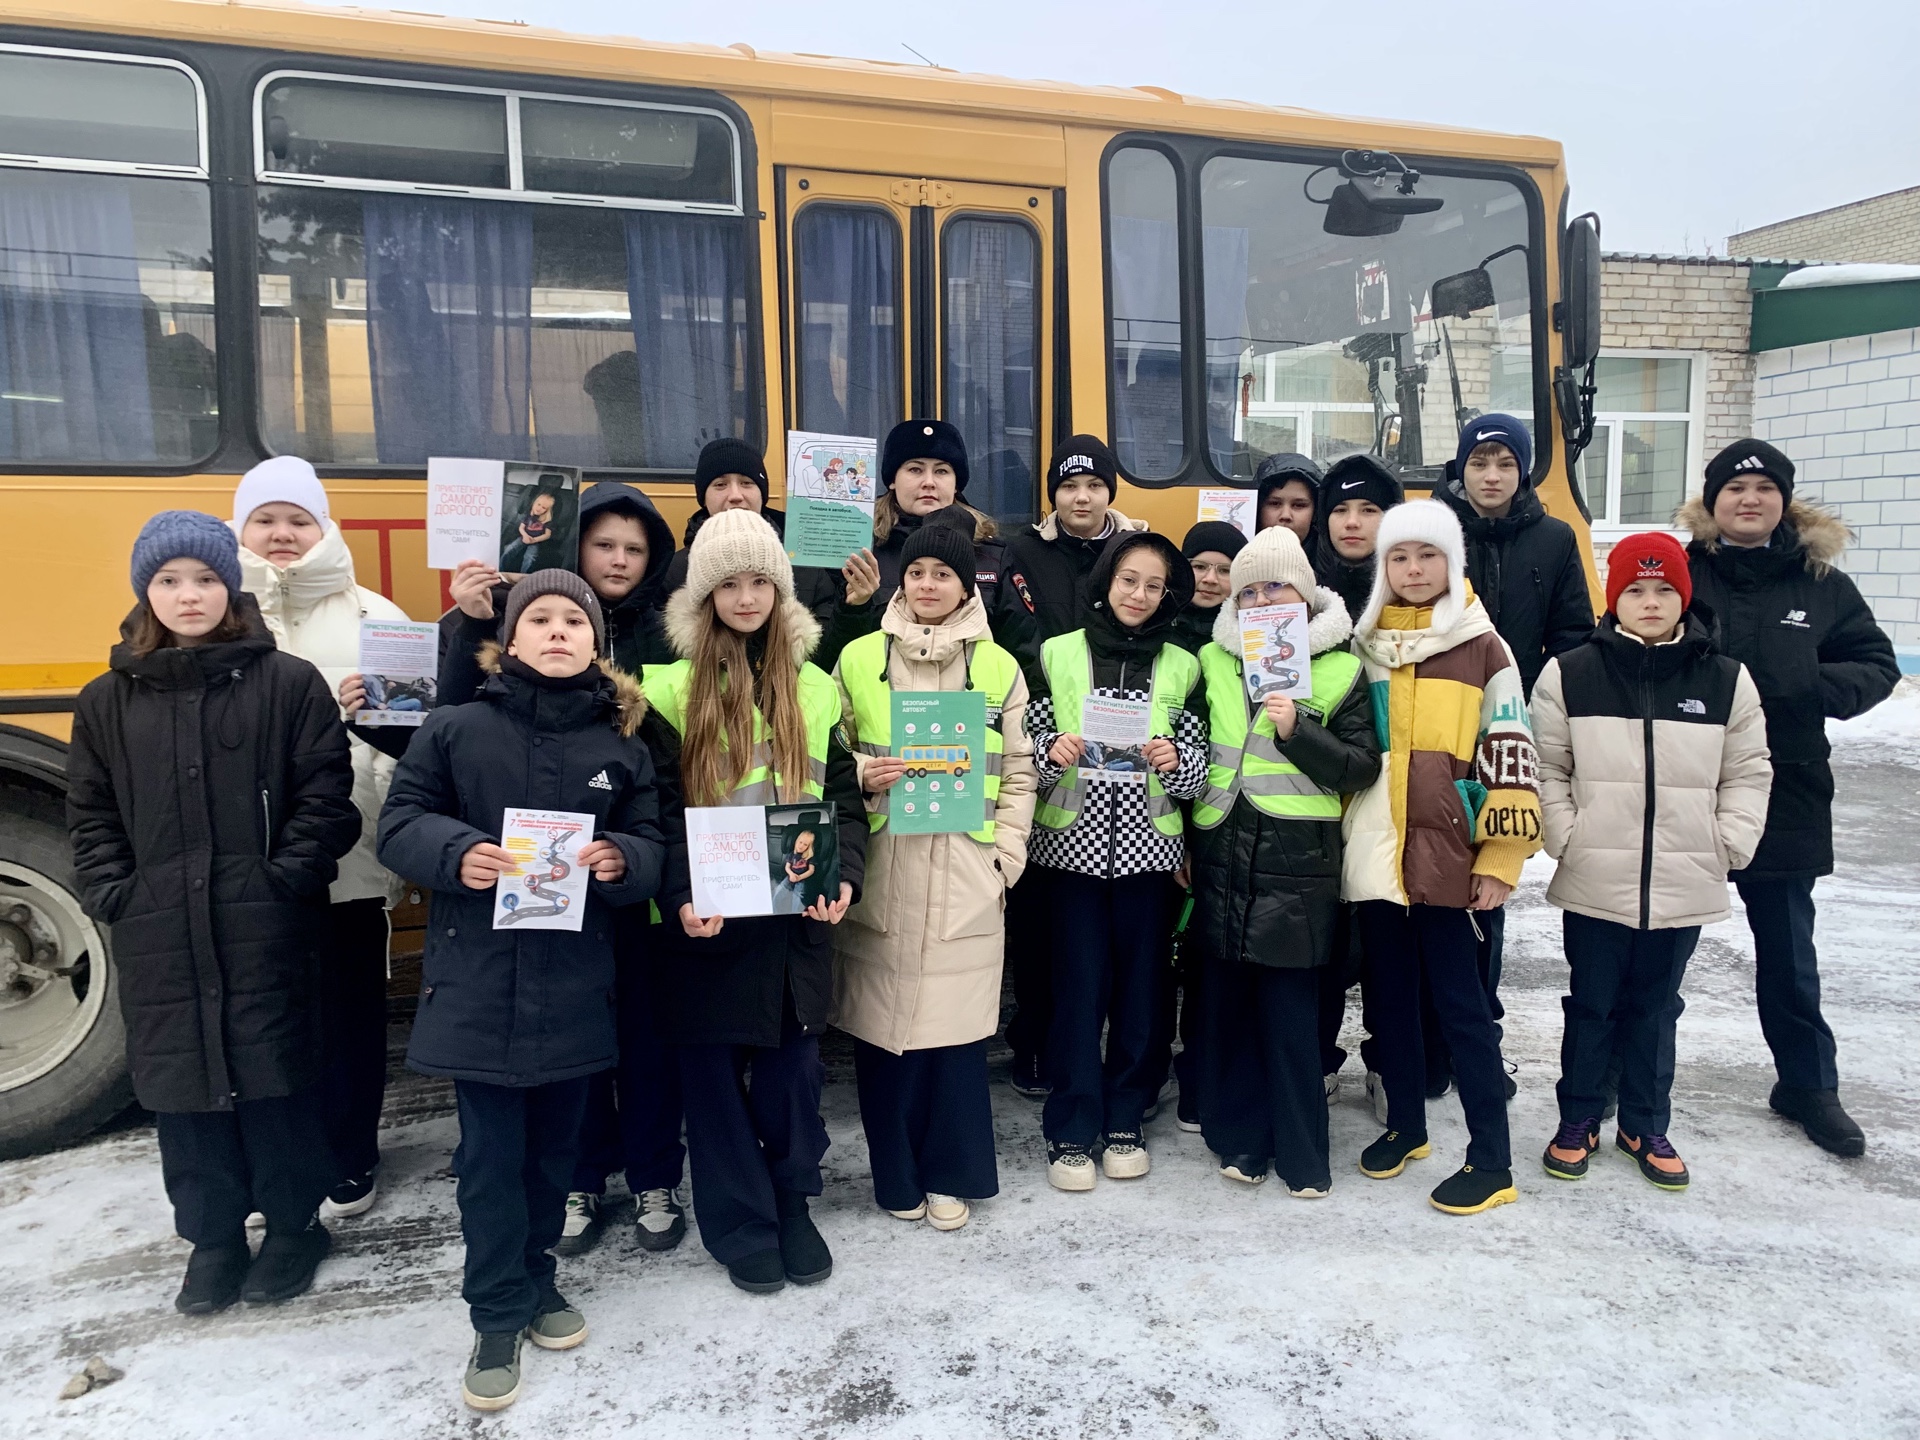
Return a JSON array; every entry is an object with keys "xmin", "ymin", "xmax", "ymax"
[{"xmin": 1559, "ymin": 213, "xmax": 1602, "ymax": 369}]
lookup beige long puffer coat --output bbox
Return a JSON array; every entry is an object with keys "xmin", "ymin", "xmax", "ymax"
[
  {"xmin": 238, "ymin": 522, "xmax": 408, "ymax": 906},
  {"xmin": 831, "ymin": 591, "xmax": 1037, "ymax": 1054},
  {"xmin": 1532, "ymin": 614, "xmax": 1772, "ymax": 930}
]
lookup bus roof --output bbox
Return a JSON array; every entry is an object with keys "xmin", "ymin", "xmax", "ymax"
[{"xmin": 18, "ymin": 0, "xmax": 1566, "ymax": 169}]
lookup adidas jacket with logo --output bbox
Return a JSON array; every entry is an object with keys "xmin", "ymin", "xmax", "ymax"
[{"xmin": 1531, "ymin": 615, "xmax": 1772, "ymax": 930}]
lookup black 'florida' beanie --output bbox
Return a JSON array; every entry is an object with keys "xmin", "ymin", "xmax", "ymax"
[
  {"xmin": 1703, "ymin": 437, "xmax": 1796, "ymax": 510},
  {"xmin": 1181, "ymin": 520, "xmax": 1248, "ymax": 561},
  {"xmin": 1047, "ymin": 434, "xmax": 1119, "ymax": 505},
  {"xmin": 883, "ymin": 418, "xmax": 971, "ymax": 494},
  {"xmin": 898, "ymin": 504, "xmax": 979, "ymax": 596},
  {"xmin": 694, "ymin": 437, "xmax": 769, "ymax": 504}
]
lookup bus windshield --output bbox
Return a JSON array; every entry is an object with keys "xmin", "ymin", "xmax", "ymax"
[{"xmin": 1200, "ymin": 155, "xmax": 1536, "ymax": 482}]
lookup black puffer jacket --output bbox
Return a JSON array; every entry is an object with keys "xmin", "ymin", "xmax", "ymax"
[
  {"xmin": 1681, "ymin": 496, "xmax": 1899, "ymax": 876},
  {"xmin": 1002, "ymin": 509, "xmax": 1152, "ymax": 643},
  {"xmin": 66, "ymin": 598, "xmax": 360, "ymax": 1113},
  {"xmin": 1438, "ymin": 474, "xmax": 1594, "ymax": 698},
  {"xmin": 1185, "ymin": 590, "xmax": 1380, "ymax": 968},
  {"xmin": 377, "ymin": 650, "xmax": 666, "ymax": 1086},
  {"xmin": 642, "ymin": 599, "xmax": 869, "ymax": 1049},
  {"xmin": 437, "ymin": 481, "xmax": 679, "ymax": 712},
  {"xmin": 1311, "ymin": 453, "xmax": 1403, "ymax": 625},
  {"xmin": 663, "ymin": 505, "xmax": 879, "ymax": 673}
]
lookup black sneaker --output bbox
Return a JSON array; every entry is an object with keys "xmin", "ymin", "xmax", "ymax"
[
  {"xmin": 1176, "ymin": 1094, "xmax": 1202, "ymax": 1133},
  {"xmin": 175, "ymin": 1244, "xmax": 248, "ymax": 1315},
  {"xmin": 633, "ymin": 1187, "xmax": 687, "ymax": 1253},
  {"xmin": 1616, "ymin": 1131, "xmax": 1690, "ymax": 1191},
  {"xmin": 1769, "ymin": 1083, "xmax": 1866, "ymax": 1158},
  {"xmin": 1429, "ymin": 1164, "xmax": 1518, "ymax": 1215},
  {"xmin": 321, "ymin": 1166, "xmax": 379, "ymax": 1220},
  {"xmin": 1010, "ymin": 1053, "xmax": 1050, "ymax": 1100},
  {"xmin": 778, "ymin": 1207, "xmax": 833, "ymax": 1285},
  {"xmin": 241, "ymin": 1220, "xmax": 331, "ymax": 1304},
  {"xmin": 1359, "ymin": 1129, "xmax": 1432, "ymax": 1179},
  {"xmin": 727, "ymin": 1249, "xmax": 786, "ymax": 1294},
  {"xmin": 1542, "ymin": 1116, "xmax": 1601, "ymax": 1181},
  {"xmin": 1218, "ymin": 1155, "xmax": 1268, "ymax": 1185},
  {"xmin": 555, "ymin": 1192, "xmax": 603, "ymax": 1257}
]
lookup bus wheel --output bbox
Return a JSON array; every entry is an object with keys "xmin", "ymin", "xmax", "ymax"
[{"xmin": 0, "ymin": 787, "xmax": 133, "ymax": 1159}]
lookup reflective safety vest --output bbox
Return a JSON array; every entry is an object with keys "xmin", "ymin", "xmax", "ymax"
[
  {"xmin": 1033, "ymin": 630, "xmax": 1198, "ymax": 839},
  {"xmin": 1190, "ymin": 642, "xmax": 1363, "ymax": 828},
  {"xmin": 641, "ymin": 658, "xmax": 838, "ymax": 805},
  {"xmin": 836, "ymin": 629, "xmax": 1018, "ymax": 843}
]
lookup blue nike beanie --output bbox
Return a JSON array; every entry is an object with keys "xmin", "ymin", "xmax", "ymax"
[{"xmin": 1451, "ymin": 413, "xmax": 1534, "ymax": 479}]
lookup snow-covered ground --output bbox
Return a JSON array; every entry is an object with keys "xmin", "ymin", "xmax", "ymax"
[{"xmin": 4, "ymin": 696, "xmax": 1919, "ymax": 1439}]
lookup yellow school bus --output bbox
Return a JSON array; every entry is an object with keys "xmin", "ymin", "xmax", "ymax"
[{"xmin": 0, "ymin": 0, "xmax": 1603, "ymax": 1151}]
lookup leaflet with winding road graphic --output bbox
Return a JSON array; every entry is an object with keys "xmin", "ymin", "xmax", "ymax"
[{"xmin": 492, "ymin": 808, "xmax": 593, "ymax": 932}]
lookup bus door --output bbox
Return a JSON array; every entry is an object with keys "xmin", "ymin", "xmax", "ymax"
[{"xmin": 778, "ymin": 169, "xmax": 1053, "ymax": 524}]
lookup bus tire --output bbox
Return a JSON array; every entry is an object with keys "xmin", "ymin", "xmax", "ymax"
[{"xmin": 0, "ymin": 786, "xmax": 134, "ymax": 1159}]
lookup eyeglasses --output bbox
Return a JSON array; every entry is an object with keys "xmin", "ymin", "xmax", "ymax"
[
  {"xmin": 1237, "ymin": 581, "xmax": 1295, "ymax": 605},
  {"xmin": 1112, "ymin": 573, "xmax": 1166, "ymax": 598}
]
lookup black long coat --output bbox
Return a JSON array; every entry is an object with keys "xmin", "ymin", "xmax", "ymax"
[
  {"xmin": 377, "ymin": 654, "xmax": 666, "ymax": 1086},
  {"xmin": 1438, "ymin": 481, "xmax": 1595, "ymax": 697},
  {"xmin": 1682, "ymin": 497, "xmax": 1899, "ymax": 876},
  {"xmin": 66, "ymin": 600, "xmax": 359, "ymax": 1114}
]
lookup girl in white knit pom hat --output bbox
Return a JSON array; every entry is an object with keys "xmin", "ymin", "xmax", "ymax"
[
  {"xmin": 1341, "ymin": 499, "xmax": 1542, "ymax": 1215},
  {"xmin": 637, "ymin": 509, "xmax": 868, "ymax": 1295}
]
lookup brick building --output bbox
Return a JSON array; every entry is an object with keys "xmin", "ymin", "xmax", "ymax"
[{"xmin": 1731, "ymin": 186, "xmax": 1920, "ymax": 266}]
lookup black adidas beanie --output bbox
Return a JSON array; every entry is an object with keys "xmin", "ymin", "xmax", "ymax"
[
  {"xmin": 1047, "ymin": 434, "xmax": 1119, "ymax": 505},
  {"xmin": 882, "ymin": 419, "xmax": 971, "ymax": 495},
  {"xmin": 1703, "ymin": 438, "xmax": 1795, "ymax": 511},
  {"xmin": 694, "ymin": 437, "xmax": 769, "ymax": 506},
  {"xmin": 898, "ymin": 505, "xmax": 979, "ymax": 596}
]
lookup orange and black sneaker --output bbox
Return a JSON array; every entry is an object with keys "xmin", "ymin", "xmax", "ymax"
[
  {"xmin": 1616, "ymin": 1131, "xmax": 1689, "ymax": 1191},
  {"xmin": 1542, "ymin": 1116, "xmax": 1601, "ymax": 1181}
]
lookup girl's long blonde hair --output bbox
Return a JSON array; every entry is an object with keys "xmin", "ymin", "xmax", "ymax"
[{"xmin": 680, "ymin": 593, "xmax": 812, "ymax": 806}]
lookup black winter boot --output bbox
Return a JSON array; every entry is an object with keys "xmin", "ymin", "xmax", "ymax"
[
  {"xmin": 726, "ymin": 1249, "xmax": 786, "ymax": 1294},
  {"xmin": 175, "ymin": 1244, "xmax": 249, "ymax": 1315},
  {"xmin": 241, "ymin": 1220, "xmax": 331, "ymax": 1304},
  {"xmin": 776, "ymin": 1192, "xmax": 832, "ymax": 1285},
  {"xmin": 1770, "ymin": 1084, "xmax": 1866, "ymax": 1158}
]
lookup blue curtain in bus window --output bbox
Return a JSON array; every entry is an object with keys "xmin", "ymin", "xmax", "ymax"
[
  {"xmin": 1107, "ymin": 214, "xmax": 1183, "ymax": 480},
  {"xmin": 796, "ymin": 205, "xmax": 900, "ymax": 441},
  {"xmin": 943, "ymin": 216, "xmax": 1038, "ymax": 526},
  {"xmin": 1199, "ymin": 224, "xmax": 1251, "ymax": 477},
  {"xmin": 363, "ymin": 194, "xmax": 533, "ymax": 465},
  {"xmin": 0, "ymin": 172, "xmax": 154, "ymax": 462},
  {"xmin": 623, "ymin": 211, "xmax": 748, "ymax": 469}
]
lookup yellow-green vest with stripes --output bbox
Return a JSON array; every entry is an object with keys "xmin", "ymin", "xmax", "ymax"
[
  {"xmin": 641, "ymin": 658, "xmax": 839, "ymax": 805},
  {"xmin": 1190, "ymin": 642, "xmax": 1363, "ymax": 828},
  {"xmin": 836, "ymin": 630, "xmax": 1018, "ymax": 844},
  {"xmin": 1034, "ymin": 630, "xmax": 1198, "ymax": 839}
]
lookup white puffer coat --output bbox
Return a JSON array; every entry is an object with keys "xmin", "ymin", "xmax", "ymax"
[
  {"xmin": 238, "ymin": 522, "xmax": 408, "ymax": 906},
  {"xmin": 830, "ymin": 592, "xmax": 1037, "ymax": 1054}
]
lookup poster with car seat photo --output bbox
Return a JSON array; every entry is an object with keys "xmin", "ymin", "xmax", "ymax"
[{"xmin": 686, "ymin": 804, "xmax": 841, "ymax": 917}]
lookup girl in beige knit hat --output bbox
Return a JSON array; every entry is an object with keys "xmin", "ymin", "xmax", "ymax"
[{"xmin": 637, "ymin": 508, "xmax": 871, "ymax": 1295}]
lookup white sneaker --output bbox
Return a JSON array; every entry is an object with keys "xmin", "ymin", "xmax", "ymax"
[
  {"xmin": 1101, "ymin": 1134, "xmax": 1151, "ymax": 1179},
  {"xmin": 1047, "ymin": 1145, "xmax": 1097, "ymax": 1192},
  {"xmin": 1324, "ymin": 1071, "xmax": 1342, "ymax": 1105},
  {"xmin": 925, "ymin": 1194, "xmax": 970, "ymax": 1230},
  {"xmin": 1365, "ymin": 1070, "xmax": 1390, "ymax": 1126},
  {"xmin": 886, "ymin": 1199, "xmax": 928, "ymax": 1221},
  {"xmin": 633, "ymin": 1187, "xmax": 687, "ymax": 1253}
]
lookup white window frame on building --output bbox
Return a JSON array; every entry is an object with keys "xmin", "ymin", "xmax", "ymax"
[{"xmin": 1581, "ymin": 348, "xmax": 1708, "ymax": 536}]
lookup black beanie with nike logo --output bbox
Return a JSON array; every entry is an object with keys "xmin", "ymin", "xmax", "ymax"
[{"xmin": 1319, "ymin": 453, "xmax": 1404, "ymax": 513}]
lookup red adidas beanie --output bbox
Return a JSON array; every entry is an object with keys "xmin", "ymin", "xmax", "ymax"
[{"xmin": 1606, "ymin": 532, "xmax": 1692, "ymax": 615}]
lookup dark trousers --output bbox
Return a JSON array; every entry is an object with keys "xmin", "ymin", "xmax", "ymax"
[
  {"xmin": 1042, "ymin": 868, "xmax": 1178, "ymax": 1147},
  {"xmin": 677, "ymin": 998, "xmax": 828, "ymax": 1265},
  {"xmin": 1199, "ymin": 959, "xmax": 1329, "ymax": 1190},
  {"xmin": 1004, "ymin": 866, "xmax": 1055, "ymax": 1071},
  {"xmin": 452, "ymin": 1076, "xmax": 591, "ymax": 1334},
  {"xmin": 155, "ymin": 1090, "xmax": 333, "ymax": 1249},
  {"xmin": 853, "ymin": 1039, "xmax": 998, "ymax": 1210},
  {"xmin": 320, "ymin": 897, "xmax": 391, "ymax": 1183},
  {"xmin": 1418, "ymin": 904, "xmax": 1507, "ymax": 1081},
  {"xmin": 571, "ymin": 953, "xmax": 686, "ymax": 1195},
  {"xmin": 1360, "ymin": 901, "xmax": 1511, "ymax": 1170},
  {"xmin": 1316, "ymin": 903, "xmax": 1368, "ymax": 1075},
  {"xmin": 1736, "ymin": 875, "xmax": 1839, "ymax": 1091},
  {"xmin": 1556, "ymin": 913, "xmax": 1696, "ymax": 1135}
]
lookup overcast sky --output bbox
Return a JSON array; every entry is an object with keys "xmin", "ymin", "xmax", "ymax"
[{"xmin": 344, "ymin": 0, "xmax": 1918, "ymax": 256}]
